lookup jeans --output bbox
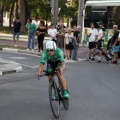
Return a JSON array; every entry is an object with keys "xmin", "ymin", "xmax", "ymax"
[
  {"xmin": 27, "ymin": 33, "xmax": 35, "ymax": 49},
  {"xmin": 13, "ymin": 31, "xmax": 20, "ymax": 40},
  {"xmin": 72, "ymin": 41, "xmax": 79, "ymax": 60}
]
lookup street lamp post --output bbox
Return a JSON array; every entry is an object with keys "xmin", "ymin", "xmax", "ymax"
[
  {"xmin": 77, "ymin": 0, "xmax": 85, "ymax": 43},
  {"xmin": 53, "ymin": 0, "xmax": 58, "ymax": 28},
  {"xmin": 46, "ymin": 1, "xmax": 50, "ymax": 30}
]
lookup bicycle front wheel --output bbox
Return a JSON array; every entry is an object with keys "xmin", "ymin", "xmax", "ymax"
[
  {"xmin": 62, "ymin": 96, "xmax": 69, "ymax": 110},
  {"xmin": 49, "ymin": 80, "xmax": 60, "ymax": 118}
]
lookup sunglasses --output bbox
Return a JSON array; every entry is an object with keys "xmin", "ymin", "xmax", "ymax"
[{"xmin": 46, "ymin": 49, "xmax": 54, "ymax": 52}]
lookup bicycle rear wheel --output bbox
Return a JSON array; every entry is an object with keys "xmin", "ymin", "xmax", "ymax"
[
  {"xmin": 87, "ymin": 48, "xmax": 102, "ymax": 62},
  {"xmin": 49, "ymin": 80, "xmax": 60, "ymax": 118}
]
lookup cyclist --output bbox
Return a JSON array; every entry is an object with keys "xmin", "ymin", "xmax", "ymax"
[
  {"xmin": 35, "ymin": 41, "xmax": 69, "ymax": 98},
  {"xmin": 97, "ymin": 21, "xmax": 112, "ymax": 61}
]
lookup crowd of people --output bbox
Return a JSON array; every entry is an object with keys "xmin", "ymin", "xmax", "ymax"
[
  {"xmin": 12, "ymin": 16, "xmax": 120, "ymax": 64},
  {"xmin": 14, "ymin": 17, "xmax": 81, "ymax": 61},
  {"xmin": 88, "ymin": 21, "xmax": 120, "ymax": 64}
]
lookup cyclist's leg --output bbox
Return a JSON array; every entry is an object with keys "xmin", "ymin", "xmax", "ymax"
[{"xmin": 55, "ymin": 61, "xmax": 69, "ymax": 98}]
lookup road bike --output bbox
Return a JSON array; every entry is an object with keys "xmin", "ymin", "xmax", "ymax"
[
  {"xmin": 87, "ymin": 42, "xmax": 102, "ymax": 62},
  {"xmin": 87, "ymin": 41, "xmax": 112, "ymax": 63},
  {"xmin": 39, "ymin": 70, "xmax": 69, "ymax": 119}
]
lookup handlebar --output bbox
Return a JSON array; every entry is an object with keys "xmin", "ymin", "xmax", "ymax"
[{"xmin": 38, "ymin": 70, "xmax": 59, "ymax": 80}]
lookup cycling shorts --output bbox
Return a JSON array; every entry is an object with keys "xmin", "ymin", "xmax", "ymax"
[
  {"xmin": 47, "ymin": 60, "xmax": 61, "ymax": 75},
  {"xmin": 89, "ymin": 42, "xmax": 95, "ymax": 49}
]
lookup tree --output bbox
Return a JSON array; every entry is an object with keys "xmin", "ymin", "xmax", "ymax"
[{"xmin": 18, "ymin": 0, "xmax": 25, "ymax": 31}]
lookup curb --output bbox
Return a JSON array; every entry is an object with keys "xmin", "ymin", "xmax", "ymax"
[
  {"xmin": 0, "ymin": 58, "xmax": 23, "ymax": 75},
  {"xmin": 0, "ymin": 65, "xmax": 23, "ymax": 75},
  {"xmin": 0, "ymin": 47, "xmax": 42, "ymax": 56}
]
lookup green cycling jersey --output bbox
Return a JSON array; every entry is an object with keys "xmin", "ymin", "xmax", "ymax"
[{"xmin": 40, "ymin": 48, "xmax": 64, "ymax": 64}]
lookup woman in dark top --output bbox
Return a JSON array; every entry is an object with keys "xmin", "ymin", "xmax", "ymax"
[{"xmin": 36, "ymin": 20, "xmax": 46, "ymax": 52}]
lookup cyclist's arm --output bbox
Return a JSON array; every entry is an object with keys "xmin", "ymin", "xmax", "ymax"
[
  {"xmin": 61, "ymin": 62, "xmax": 65, "ymax": 69},
  {"xmin": 36, "ymin": 51, "xmax": 47, "ymax": 77},
  {"xmin": 37, "ymin": 63, "xmax": 44, "ymax": 74}
]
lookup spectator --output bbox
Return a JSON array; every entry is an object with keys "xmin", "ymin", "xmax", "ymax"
[
  {"xmin": 88, "ymin": 23, "xmax": 99, "ymax": 60},
  {"xmin": 13, "ymin": 16, "xmax": 22, "ymax": 47},
  {"xmin": 48, "ymin": 24, "xmax": 58, "ymax": 44},
  {"xmin": 72, "ymin": 26, "xmax": 77, "ymax": 32},
  {"xmin": 97, "ymin": 21, "xmax": 111, "ymax": 61},
  {"xmin": 26, "ymin": 18, "xmax": 36, "ymax": 51},
  {"xmin": 32, "ymin": 17, "xmax": 39, "ymax": 29},
  {"xmin": 65, "ymin": 28, "xmax": 74, "ymax": 59},
  {"xmin": 57, "ymin": 24, "xmax": 66, "ymax": 52},
  {"xmin": 36, "ymin": 20, "xmax": 46, "ymax": 52},
  {"xmin": 72, "ymin": 26, "xmax": 81, "ymax": 61},
  {"xmin": 32, "ymin": 17, "xmax": 39, "ymax": 50},
  {"xmin": 110, "ymin": 25, "xmax": 119, "ymax": 64}
]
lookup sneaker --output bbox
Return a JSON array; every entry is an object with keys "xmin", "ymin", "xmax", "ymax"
[
  {"xmin": 63, "ymin": 90, "xmax": 69, "ymax": 99},
  {"xmin": 105, "ymin": 55, "xmax": 109, "ymax": 61},
  {"xmin": 91, "ymin": 57, "xmax": 95, "ymax": 61},
  {"xmin": 32, "ymin": 49, "xmax": 34, "ymax": 52},
  {"xmin": 98, "ymin": 60, "xmax": 101, "ymax": 63},
  {"xmin": 75, "ymin": 58, "xmax": 79, "ymax": 61},
  {"xmin": 15, "ymin": 44, "xmax": 17, "ymax": 47},
  {"xmin": 109, "ymin": 61, "xmax": 118, "ymax": 65},
  {"xmin": 89, "ymin": 57, "xmax": 91, "ymax": 60},
  {"xmin": 27, "ymin": 48, "xmax": 29, "ymax": 51}
]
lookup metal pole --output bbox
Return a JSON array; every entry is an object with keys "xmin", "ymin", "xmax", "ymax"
[
  {"xmin": 53, "ymin": 0, "xmax": 58, "ymax": 28},
  {"xmin": 77, "ymin": 0, "xmax": 84, "ymax": 43}
]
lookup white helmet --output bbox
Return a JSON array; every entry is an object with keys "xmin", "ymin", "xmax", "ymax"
[{"xmin": 46, "ymin": 41, "xmax": 57, "ymax": 50}]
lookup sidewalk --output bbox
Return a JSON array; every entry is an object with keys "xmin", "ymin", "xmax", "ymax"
[
  {"xmin": 0, "ymin": 33, "xmax": 88, "ymax": 58},
  {"xmin": 0, "ymin": 33, "xmax": 88, "ymax": 75}
]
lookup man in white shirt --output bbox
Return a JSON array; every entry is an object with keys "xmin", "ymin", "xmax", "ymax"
[
  {"xmin": 32, "ymin": 17, "xmax": 39, "ymax": 29},
  {"xmin": 88, "ymin": 23, "xmax": 98, "ymax": 49},
  {"xmin": 48, "ymin": 24, "xmax": 58, "ymax": 44}
]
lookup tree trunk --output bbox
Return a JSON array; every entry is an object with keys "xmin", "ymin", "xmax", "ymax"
[
  {"xmin": 113, "ymin": 6, "xmax": 120, "ymax": 28},
  {"xmin": 18, "ymin": 0, "xmax": 25, "ymax": 32},
  {"xmin": 0, "ymin": 2, "xmax": 3, "ymax": 26},
  {"xmin": 25, "ymin": 0, "xmax": 31, "ymax": 23},
  {"xmin": 9, "ymin": 3, "xmax": 14, "ymax": 28}
]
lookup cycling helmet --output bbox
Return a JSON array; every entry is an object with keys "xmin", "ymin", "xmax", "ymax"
[{"xmin": 46, "ymin": 41, "xmax": 57, "ymax": 50}]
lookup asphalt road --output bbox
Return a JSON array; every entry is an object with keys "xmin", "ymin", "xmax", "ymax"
[{"xmin": 0, "ymin": 51, "xmax": 120, "ymax": 120}]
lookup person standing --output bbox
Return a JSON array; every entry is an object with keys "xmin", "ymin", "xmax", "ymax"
[
  {"xmin": 57, "ymin": 24, "xmax": 66, "ymax": 52},
  {"xmin": 88, "ymin": 23, "xmax": 98, "ymax": 49},
  {"xmin": 36, "ymin": 20, "xmax": 46, "ymax": 52},
  {"xmin": 65, "ymin": 28, "xmax": 74, "ymax": 59},
  {"xmin": 72, "ymin": 26, "xmax": 81, "ymax": 61},
  {"xmin": 13, "ymin": 16, "xmax": 22, "ymax": 47},
  {"xmin": 26, "ymin": 18, "xmax": 36, "ymax": 51},
  {"xmin": 110, "ymin": 25, "xmax": 119, "ymax": 64},
  {"xmin": 97, "ymin": 21, "xmax": 111, "ymax": 61},
  {"xmin": 32, "ymin": 17, "xmax": 39, "ymax": 29},
  {"xmin": 32, "ymin": 17, "xmax": 39, "ymax": 50},
  {"xmin": 48, "ymin": 24, "xmax": 58, "ymax": 44}
]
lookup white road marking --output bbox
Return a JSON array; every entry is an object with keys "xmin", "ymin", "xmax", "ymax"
[
  {"xmin": 9, "ymin": 57, "xmax": 28, "ymax": 59},
  {"xmin": 65, "ymin": 58, "xmax": 86, "ymax": 63}
]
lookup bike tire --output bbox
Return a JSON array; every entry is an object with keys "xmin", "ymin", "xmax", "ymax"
[
  {"xmin": 62, "ymin": 97, "xmax": 69, "ymax": 110},
  {"xmin": 87, "ymin": 48, "xmax": 102, "ymax": 63},
  {"xmin": 49, "ymin": 80, "xmax": 60, "ymax": 118}
]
